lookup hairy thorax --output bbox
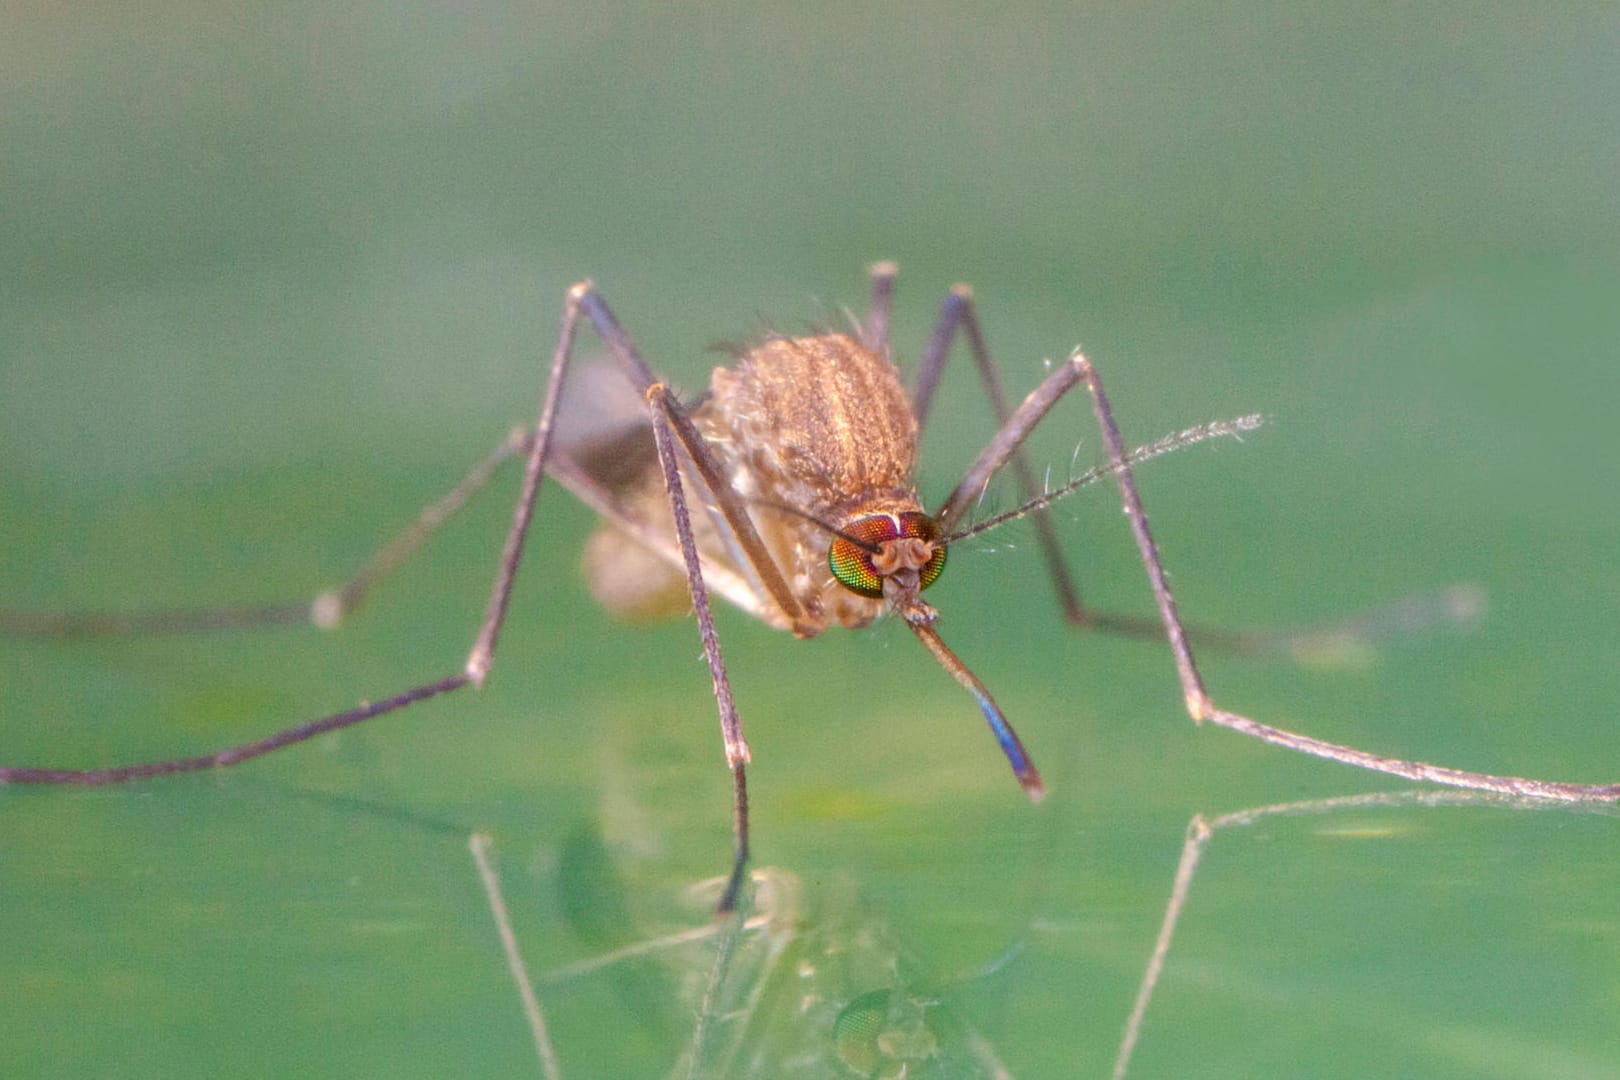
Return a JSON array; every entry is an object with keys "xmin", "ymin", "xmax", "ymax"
[{"xmin": 579, "ymin": 333, "xmax": 925, "ymax": 635}]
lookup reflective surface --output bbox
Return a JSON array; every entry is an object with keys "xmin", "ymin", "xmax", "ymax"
[{"xmin": 4, "ymin": 5, "xmax": 1618, "ymax": 1077}]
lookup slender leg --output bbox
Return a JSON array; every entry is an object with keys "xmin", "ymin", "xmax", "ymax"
[
  {"xmin": 1072, "ymin": 350, "xmax": 1620, "ymax": 802},
  {"xmin": 921, "ymin": 299, "xmax": 1476, "ymax": 661},
  {"xmin": 646, "ymin": 381, "xmax": 752, "ymax": 913},
  {"xmin": 1, "ymin": 282, "xmax": 588, "ymax": 784},
  {"xmin": 463, "ymin": 282, "xmax": 590, "ymax": 685},
  {"xmin": 468, "ymin": 833, "xmax": 562, "ymax": 1080},
  {"xmin": 0, "ymin": 674, "xmax": 471, "ymax": 783},
  {"xmin": 573, "ymin": 289, "xmax": 814, "ymax": 637},
  {"xmin": 912, "ymin": 284, "xmax": 1090, "ymax": 623},
  {"xmin": 929, "ymin": 346, "xmax": 1616, "ymax": 800},
  {"xmin": 503, "ymin": 282, "xmax": 761, "ymax": 909},
  {"xmin": 3, "ymin": 280, "xmax": 772, "ymax": 909},
  {"xmin": 932, "ymin": 355, "xmax": 1087, "ymax": 535},
  {"xmin": 1111, "ymin": 789, "xmax": 1581, "ymax": 1079},
  {"xmin": 544, "ymin": 450, "xmax": 769, "ymax": 623},
  {"xmin": 569, "ymin": 283, "xmax": 841, "ymax": 908},
  {"xmin": 0, "ymin": 429, "xmax": 528, "ymax": 638},
  {"xmin": 862, "ymin": 260, "xmax": 897, "ymax": 353}
]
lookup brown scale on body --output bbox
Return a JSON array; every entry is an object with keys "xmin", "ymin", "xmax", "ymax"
[{"xmin": 583, "ymin": 333, "xmax": 928, "ymax": 634}]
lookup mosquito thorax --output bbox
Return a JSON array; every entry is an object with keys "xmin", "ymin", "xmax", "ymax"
[{"xmin": 828, "ymin": 511, "xmax": 947, "ymax": 600}]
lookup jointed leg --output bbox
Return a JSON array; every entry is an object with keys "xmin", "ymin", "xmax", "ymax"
[
  {"xmin": 0, "ymin": 428, "xmax": 529, "ymax": 639},
  {"xmin": 926, "ymin": 343, "xmax": 1616, "ymax": 799},
  {"xmin": 568, "ymin": 283, "xmax": 876, "ymax": 907},
  {"xmin": 1111, "ymin": 789, "xmax": 1551, "ymax": 1080},
  {"xmin": 572, "ymin": 290, "xmax": 814, "ymax": 637},
  {"xmin": 911, "ymin": 281, "xmax": 1090, "ymax": 625},
  {"xmin": 568, "ymin": 283, "xmax": 767, "ymax": 909},
  {"xmin": 912, "ymin": 273, "xmax": 1475, "ymax": 660},
  {"xmin": 862, "ymin": 260, "xmax": 897, "ymax": 353},
  {"xmin": 646, "ymin": 381, "xmax": 752, "ymax": 913},
  {"xmin": 1073, "ymin": 351, "xmax": 1620, "ymax": 802},
  {"xmin": 3, "ymin": 283, "xmax": 592, "ymax": 785},
  {"xmin": 463, "ymin": 283, "xmax": 592, "ymax": 685},
  {"xmin": 323, "ymin": 427, "xmax": 530, "ymax": 629},
  {"xmin": 0, "ymin": 674, "xmax": 471, "ymax": 784},
  {"xmin": 442, "ymin": 282, "xmax": 762, "ymax": 910},
  {"xmin": 3, "ymin": 280, "xmax": 770, "ymax": 909}
]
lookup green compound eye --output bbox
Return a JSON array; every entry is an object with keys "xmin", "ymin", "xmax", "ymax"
[{"xmin": 829, "ymin": 512, "xmax": 947, "ymax": 598}]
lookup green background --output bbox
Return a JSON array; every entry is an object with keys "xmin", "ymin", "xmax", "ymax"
[{"xmin": 3, "ymin": 4, "xmax": 1618, "ymax": 1077}]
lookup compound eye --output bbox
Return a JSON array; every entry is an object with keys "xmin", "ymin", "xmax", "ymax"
[
  {"xmin": 829, "ymin": 529, "xmax": 886, "ymax": 598},
  {"xmin": 911, "ymin": 513, "xmax": 948, "ymax": 591},
  {"xmin": 829, "ymin": 513, "xmax": 947, "ymax": 598}
]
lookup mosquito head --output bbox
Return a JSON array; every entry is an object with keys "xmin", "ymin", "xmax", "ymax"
[
  {"xmin": 828, "ymin": 510, "xmax": 1041, "ymax": 798},
  {"xmin": 828, "ymin": 512, "xmax": 947, "ymax": 611}
]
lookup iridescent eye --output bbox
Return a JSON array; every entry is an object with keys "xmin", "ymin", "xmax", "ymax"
[{"xmin": 829, "ymin": 512, "xmax": 947, "ymax": 598}]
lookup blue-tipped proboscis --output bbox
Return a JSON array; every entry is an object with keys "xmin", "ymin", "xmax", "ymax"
[{"xmin": 910, "ymin": 622, "xmax": 1045, "ymax": 800}]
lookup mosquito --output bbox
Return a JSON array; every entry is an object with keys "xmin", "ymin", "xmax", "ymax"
[{"xmin": 3, "ymin": 263, "xmax": 1616, "ymax": 914}]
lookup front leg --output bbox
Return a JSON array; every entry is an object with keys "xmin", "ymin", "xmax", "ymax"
[{"xmin": 1073, "ymin": 350, "xmax": 1620, "ymax": 802}]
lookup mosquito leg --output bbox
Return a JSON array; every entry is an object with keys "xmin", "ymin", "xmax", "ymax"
[
  {"xmin": 647, "ymin": 381, "xmax": 752, "ymax": 913},
  {"xmin": 862, "ymin": 260, "xmax": 897, "ymax": 353},
  {"xmin": 932, "ymin": 356, "xmax": 1086, "ymax": 536},
  {"xmin": 1112, "ymin": 789, "xmax": 1572, "ymax": 1079},
  {"xmin": 544, "ymin": 451, "xmax": 769, "ymax": 622},
  {"xmin": 0, "ymin": 673, "xmax": 473, "ymax": 784},
  {"xmin": 911, "ymin": 285, "xmax": 1090, "ymax": 624},
  {"xmin": 319, "ymin": 427, "xmax": 530, "ymax": 628},
  {"xmin": 1, "ymin": 281, "xmax": 594, "ymax": 784},
  {"xmin": 463, "ymin": 281, "xmax": 590, "ymax": 685},
  {"xmin": 1003, "ymin": 585, "xmax": 1488, "ymax": 661},
  {"xmin": 0, "ymin": 597, "xmax": 311, "ymax": 638},
  {"xmin": 573, "ymin": 287, "xmax": 813, "ymax": 636},
  {"xmin": 0, "ymin": 430, "xmax": 528, "ymax": 639},
  {"xmin": 469, "ymin": 833, "xmax": 562, "ymax": 1080},
  {"xmin": 519, "ymin": 282, "xmax": 782, "ymax": 909},
  {"xmin": 1074, "ymin": 351, "xmax": 1620, "ymax": 803},
  {"xmin": 918, "ymin": 298, "xmax": 1478, "ymax": 661}
]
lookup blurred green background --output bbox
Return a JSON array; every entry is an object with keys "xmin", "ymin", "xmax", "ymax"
[{"xmin": 3, "ymin": 4, "xmax": 1618, "ymax": 1077}]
